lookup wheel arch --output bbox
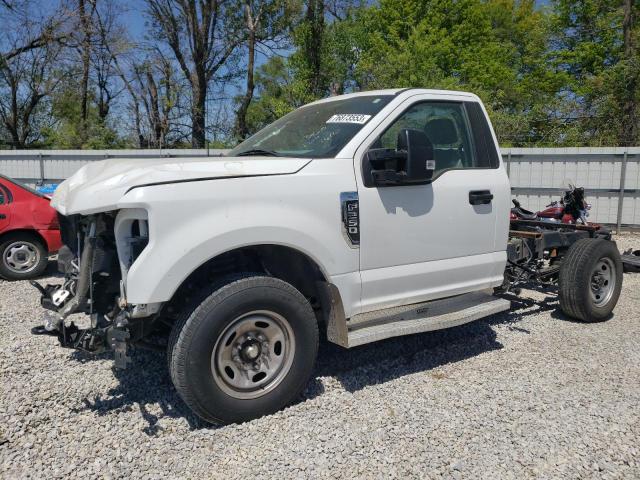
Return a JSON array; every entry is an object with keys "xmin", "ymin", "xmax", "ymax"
[
  {"xmin": 0, "ymin": 228, "xmax": 47, "ymax": 248},
  {"xmin": 164, "ymin": 243, "xmax": 345, "ymax": 328}
]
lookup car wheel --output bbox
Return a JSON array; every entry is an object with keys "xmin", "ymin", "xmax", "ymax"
[
  {"xmin": 0, "ymin": 232, "xmax": 48, "ymax": 280},
  {"xmin": 168, "ymin": 275, "xmax": 319, "ymax": 424}
]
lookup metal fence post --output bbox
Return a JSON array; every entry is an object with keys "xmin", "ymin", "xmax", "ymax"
[
  {"xmin": 616, "ymin": 148, "xmax": 628, "ymax": 233},
  {"xmin": 505, "ymin": 150, "xmax": 511, "ymax": 176},
  {"xmin": 38, "ymin": 153, "xmax": 44, "ymax": 186}
]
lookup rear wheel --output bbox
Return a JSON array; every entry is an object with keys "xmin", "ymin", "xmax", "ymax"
[
  {"xmin": 0, "ymin": 232, "xmax": 48, "ymax": 280},
  {"xmin": 168, "ymin": 275, "xmax": 318, "ymax": 424},
  {"xmin": 559, "ymin": 238, "xmax": 623, "ymax": 322}
]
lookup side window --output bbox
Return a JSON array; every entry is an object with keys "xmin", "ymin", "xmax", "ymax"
[
  {"xmin": 0, "ymin": 187, "xmax": 5, "ymax": 205},
  {"xmin": 376, "ymin": 101, "xmax": 480, "ymax": 177}
]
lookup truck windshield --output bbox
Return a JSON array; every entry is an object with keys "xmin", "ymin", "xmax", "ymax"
[{"xmin": 228, "ymin": 95, "xmax": 393, "ymax": 158}]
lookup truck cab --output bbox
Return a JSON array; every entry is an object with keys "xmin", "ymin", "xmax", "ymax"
[
  {"xmin": 31, "ymin": 89, "xmax": 621, "ymax": 424},
  {"xmin": 344, "ymin": 91, "xmax": 510, "ymax": 314}
]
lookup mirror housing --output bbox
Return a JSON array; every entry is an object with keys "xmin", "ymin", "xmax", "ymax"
[{"xmin": 364, "ymin": 128, "xmax": 435, "ymax": 187}]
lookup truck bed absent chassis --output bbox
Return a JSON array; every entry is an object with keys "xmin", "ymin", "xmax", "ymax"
[
  {"xmin": 510, "ymin": 219, "xmax": 608, "ymax": 247},
  {"xmin": 504, "ymin": 219, "xmax": 610, "ymax": 292}
]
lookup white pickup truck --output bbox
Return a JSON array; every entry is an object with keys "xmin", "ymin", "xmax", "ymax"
[{"xmin": 31, "ymin": 88, "xmax": 623, "ymax": 424}]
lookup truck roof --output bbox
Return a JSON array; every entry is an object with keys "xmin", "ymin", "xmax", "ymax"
[{"xmin": 309, "ymin": 88, "xmax": 481, "ymax": 105}]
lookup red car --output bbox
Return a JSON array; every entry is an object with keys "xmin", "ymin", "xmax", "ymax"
[{"xmin": 0, "ymin": 175, "xmax": 62, "ymax": 280}]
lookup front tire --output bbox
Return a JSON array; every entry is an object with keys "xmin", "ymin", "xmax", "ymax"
[
  {"xmin": 168, "ymin": 275, "xmax": 319, "ymax": 424},
  {"xmin": 0, "ymin": 232, "xmax": 48, "ymax": 280},
  {"xmin": 559, "ymin": 238, "xmax": 623, "ymax": 322}
]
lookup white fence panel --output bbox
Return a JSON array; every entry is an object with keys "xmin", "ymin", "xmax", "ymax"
[
  {"xmin": 0, "ymin": 149, "xmax": 229, "ymax": 184},
  {"xmin": 1, "ymin": 147, "xmax": 639, "ymax": 227},
  {"xmin": 503, "ymin": 147, "xmax": 640, "ymax": 228}
]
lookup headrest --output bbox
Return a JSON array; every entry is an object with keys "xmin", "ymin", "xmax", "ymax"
[{"xmin": 424, "ymin": 117, "xmax": 459, "ymax": 145}]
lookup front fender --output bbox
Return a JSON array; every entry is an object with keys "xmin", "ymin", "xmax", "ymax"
[
  {"xmin": 117, "ymin": 161, "xmax": 359, "ymax": 305},
  {"xmin": 127, "ymin": 225, "xmax": 337, "ymax": 304}
]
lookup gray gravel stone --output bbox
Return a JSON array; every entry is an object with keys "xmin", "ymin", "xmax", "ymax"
[{"xmin": 1, "ymin": 234, "xmax": 639, "ymax": 479}]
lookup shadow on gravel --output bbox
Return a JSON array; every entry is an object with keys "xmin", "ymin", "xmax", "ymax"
[
  {"xmin": 548, "ymin": 307, "xmax": 614, "ymax": 324},
  {"xmin": 492, "ymin": 291, "xmax": 559, "ymax": 326},
  {"xmin": 70, "ymin": 347, "xmax": 327, "ymax": 431},
  {"xmin": 312, "ymin": 289, "xmax": 569, "ymax": 395},
  {"xmin": 497, "ymin": 288, "xmax": 600, "ymax": 325},
  {"xmin": 66, "ymin": 287, "xmax": 571, "ymax": 429},
  {"xmin": 73, "ymin": 348, "xmax": 213, "ymax": 434},
  {"xmin": 313, "ymin": 320, "xmax": 504, "ymax": 394}
]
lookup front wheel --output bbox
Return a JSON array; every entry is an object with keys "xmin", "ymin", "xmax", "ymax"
[
  {"xmin": 559, "ymin": 238, "xmax": 623, "ymax": 322},
  {"xmin": 168, "ymin": 275, "xmax": 319, "ymax": 424}
]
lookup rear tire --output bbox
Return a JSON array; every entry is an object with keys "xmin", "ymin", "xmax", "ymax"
[
  {"xmin": 0, "ymin": 232, "xmax": 48, "ymax": 280},
  {"xmin": 559, "ymin": 238, "xmax": 623, "ymax": 322},
  {"xmin": 168, "ymin": 275, "xmax": 319, "ymax": 424}
]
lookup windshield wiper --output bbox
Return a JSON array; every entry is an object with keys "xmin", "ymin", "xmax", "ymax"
[{"xmin": 236, "ymin": 149, "xmax": 281, "ymax": 157}]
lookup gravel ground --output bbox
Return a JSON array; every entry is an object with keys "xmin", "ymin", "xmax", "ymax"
[{"xmin": 1, "ymin": 234, "xmax": 639, "ymax": 479}]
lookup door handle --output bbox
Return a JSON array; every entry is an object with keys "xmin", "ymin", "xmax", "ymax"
[
  {"xmin": 0, "ymin": 214, "xmax": 6, "ymax": 219},
  {"xmin": 469, "ymin": 190, "xmax": 493, "ymax": 205}
]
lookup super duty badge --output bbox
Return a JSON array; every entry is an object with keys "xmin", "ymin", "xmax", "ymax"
[{"xmin": 340, "ymin": 192, "xmax": 360, "ymax": 247}]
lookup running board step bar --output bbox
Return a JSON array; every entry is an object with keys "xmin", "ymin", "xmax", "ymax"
[{"xmin": 328, "ymin": 290, "xmax": 510, "ymax": 348}]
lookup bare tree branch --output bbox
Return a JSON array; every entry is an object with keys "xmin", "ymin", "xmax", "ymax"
[{"xmin": 145, "ymin": 0, "xmax": 243, "ymax": 147}]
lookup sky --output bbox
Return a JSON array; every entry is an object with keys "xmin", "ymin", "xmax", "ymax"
[
  {"xmin": 105, "ymin": 0, "xmax": 555, "ymax": 141},
  {"xmin": 122, "ymin": 0, "xmax": 553, "ymax": 43},
  {"xmin": 119, "ymin": 0, "xmax": 150, "ymax": 42}
]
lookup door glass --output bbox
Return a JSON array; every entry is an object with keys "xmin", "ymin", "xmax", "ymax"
[
  {"xmin": 377, "ymin": 102, "xmax": 477, "ymax": 177},
  {"xmin": 0, "ymin": 188, "xmax": 5, "ymax": 205}
]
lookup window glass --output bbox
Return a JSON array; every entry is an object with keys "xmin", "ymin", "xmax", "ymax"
[
  {"xmin": 0, "ymin": 188, "xmax": 5, "ymax": 205},
  {"xmin": 0, "ymin": 175, "xmax": 43, "ymax": 198},
  {"xmin": 228, "ymin": 95, "xmax": 393, "ymax": 159},
  {"xmin": 377, "ymin": 102, "xmax": 478, "ymax": 176}
]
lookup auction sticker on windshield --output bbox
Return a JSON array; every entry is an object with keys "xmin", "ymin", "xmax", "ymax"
[{"xmin": 326, "ymin": 114, "xmax": 371, "ymax": 124}]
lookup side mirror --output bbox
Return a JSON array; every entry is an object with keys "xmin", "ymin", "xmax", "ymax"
[
  {"xmin": 363, "ymin": 128, "xmax": 435, "ymax": 187},
  {"xmin": 396, "ymin": 128, "xmax": 435, "ymax": 183}
]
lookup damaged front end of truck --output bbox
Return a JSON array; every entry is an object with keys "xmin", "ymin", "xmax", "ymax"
[{"xmin": 31, "ymin": 210, "xmax": 155, "ymax": 368}]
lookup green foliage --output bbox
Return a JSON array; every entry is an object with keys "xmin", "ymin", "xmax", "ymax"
[
  {"xmin": 353, "ymin": 0, "xmax": 565, "ymax": 144},
  {"xmin": 550, "ymin": 0, "xmax": 639, "ymax": 145},
  {"xmin": 244, "ymin": 56, "xmax": 310, "ymax": 132},
  {"xmin": 4, "ymin": 0, "xmax": 636, "ymax": 149},
  {"xmin": 41, "ymin": 81, "xmax": 128, "ymax": 149},
  {"xmin": 246, "ymin": 0, "xmax": 639, "ymax": 147}
]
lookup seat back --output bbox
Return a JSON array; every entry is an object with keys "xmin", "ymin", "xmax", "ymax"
[{"xmin": 423, "ymin": 117, "xmax": 463, "ymax": 171}]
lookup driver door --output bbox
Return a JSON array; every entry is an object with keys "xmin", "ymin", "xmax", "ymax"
[{"xmin": 354, "ymin": 96, "xmax": 510, "ymax": 314}]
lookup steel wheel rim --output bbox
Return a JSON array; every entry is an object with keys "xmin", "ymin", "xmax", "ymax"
[
  {"xmin": 3, "ymin": 241, "xmax": 40, "ymax": 274},
  {"xmin": 211, "ymin": 310, "xmax": 295, "ymax": 399},
  {"xmin": 590, "ymin": 257, "xmax": 615, "ymax": 307}
]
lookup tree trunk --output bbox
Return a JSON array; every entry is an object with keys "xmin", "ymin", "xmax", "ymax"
[
  {"xmin": 97, "ymin": 91, "xmax": 109, "ymax": 120},
  {"xmin": 305, "ymin": 0, "xmax": 325, "ymax": 97},
  {"xmin": 6, "ymin": 124, "xmax": 21, "ymax": 149},
  {"xmin": 79, "ymin": 0, "xmax": 91, "ymax": 122},
  {"xmin": 133, "ymin": 100, "xmax": 145, "ymax": 148},
  {"xmin": 234, "ymin": 25, "xmax": 256, "ymax": 140},
  {"xmin": 191, "ymin": 79, "xmax": 206, "ymax": 148},
  {"xmin": 160, "ymin": 61, "xmax": 172, "ymax": 144},
  {"xmin": 146, "ymin": 69, "xmax": 162, "ymax": 146},
  {"xmin": 6, "ymin": 77, "xmax": 21, "ymax": 148},
  {"xmin": 145, "ymin": 0, "xmax": 241, "ymax": 148},
  {"xmin": 620, "ymin": 0, "xmax": 637, "ymax": 146}
]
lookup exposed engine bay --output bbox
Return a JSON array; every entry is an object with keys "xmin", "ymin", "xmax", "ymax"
[{"xmin": 31, "ymin": 211, "xmax": 152, "ymax": 368}]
